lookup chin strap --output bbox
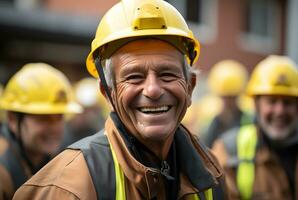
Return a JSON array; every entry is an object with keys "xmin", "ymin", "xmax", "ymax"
[
  {"xmin": 94, "ymin": 58, "xmax": 116, "ymax": 112},
  {"xmin": 94, "ymin": 58, "xmax": 141, "ymax": 159}
]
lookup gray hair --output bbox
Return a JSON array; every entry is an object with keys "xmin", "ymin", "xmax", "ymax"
[
  {"xmin": 101, "ymin": 58, "xmax": 115, "ymax": 89},
  {"xmin": 100, "ymin": 56, "xmax": 197, "ymax": 89}
]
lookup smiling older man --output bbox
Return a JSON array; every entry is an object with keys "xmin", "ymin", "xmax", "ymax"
[{"xmin": 13, "ymin": 0, "xmax": 225, "ymax": 199}]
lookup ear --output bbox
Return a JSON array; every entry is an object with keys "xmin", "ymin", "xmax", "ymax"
[
  {"xmin": 7, "ymin": 112, "xmax": 18, "ymax": 136},
  {"xmin": 186, "ymin": 72, "xmax": 197, "ymax": 107},
  {"xmin": 99, "ymin": 80, "xmax": 115, "ymax": 111}
]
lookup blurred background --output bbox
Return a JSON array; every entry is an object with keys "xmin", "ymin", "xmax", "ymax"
[{"xmin": 0, "ymin": 0, "xmax": 297, "ymax": 136}]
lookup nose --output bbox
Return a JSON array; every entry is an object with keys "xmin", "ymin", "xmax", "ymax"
[
  {"xmin": 274, "ymin": 100, "xmax": 287, "ymax": 115},
  {"xmin": 142, "ymin": 73, "xmax": 164, "ymax": 100},
  {"xmin": 49, "ymin": 115, "xmax": 64, "ymax": 135}
]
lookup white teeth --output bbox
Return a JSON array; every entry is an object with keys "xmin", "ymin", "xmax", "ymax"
[{"xmin": 140, "ymin": 106, "xmax": 169, "ymax": 113}]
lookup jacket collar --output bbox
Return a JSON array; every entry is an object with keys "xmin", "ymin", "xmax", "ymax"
[{"xmin": 105, "ymin": 114, "xmax": 222, "ymax": 198}]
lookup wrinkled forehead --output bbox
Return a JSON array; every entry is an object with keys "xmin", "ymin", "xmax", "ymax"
[
  {"xmin": 112, "ymin": 38, "xmax": 184, "ymax": 59},
  {"xmin": 110, "ymin": 39, "xmax": 185, "ymax": 74}
]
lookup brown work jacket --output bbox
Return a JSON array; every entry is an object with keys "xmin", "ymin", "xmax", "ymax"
[
  {"xmin": 212, "ymin": 126, "xmax": 298, "ymax": 200},
  {"xmin": 13, "ymin": 116, "xmax": 225, "ymax": 199}
]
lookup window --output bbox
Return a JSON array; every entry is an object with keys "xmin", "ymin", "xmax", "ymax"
[
  {"xmin": 14, "ymin": 0, "xmax": 42, "ymax": 10},
  {"xmin": 186, "ymin": 0, "xmax": 202, "ymax": 24},
  {"xmin": 165, "ymin": 0, "xmax": 218, "ymax": 44},
  {"xmin": 246, "ymin": 0, "xmax": 271, "ymax": 36},
  {"xmin": 0, "ymin": 0, "xmax": 41, "ymax": 9},
  {"xmin": 240, "ymin": 0, "xmax": 280, "ymax": 54}
]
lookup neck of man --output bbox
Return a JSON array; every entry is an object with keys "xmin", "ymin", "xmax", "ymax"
[
  {"xmin": 25, "ymin": 148, "xmax": 49, "ymax": 172},
  {"xmin": 142, "ymin": 135, "xmax": 174, "ymax": 161},
  {"xmin": 30, "ymin": 152, "xmax": 44, "ymax": 167},
  {"xmin": 262, "ymin": 128, "xmax": 298, "ymax": 149},
  {"xmin": 111, "ymin": 112, "xmax": 175, "ymax": 160}
]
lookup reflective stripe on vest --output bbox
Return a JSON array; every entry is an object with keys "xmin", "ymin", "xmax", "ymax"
[
  {"xmin": 236, "ymin": 124, "xmax": 257, "ymax": 200},
  {"xmin": 111, "ymin": 146, "xmax": 213, "ymax": 200},
  {"xmin": 189, "ymin": 188, "xmax": 213, "ymax": 200},
  {"xmin": 110, "ymin": 144, "xmax": 126, "ymax": 199}
]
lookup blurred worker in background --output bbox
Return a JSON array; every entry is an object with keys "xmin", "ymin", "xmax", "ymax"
[
  {"xmin": 182, "ymin": 94, "xmax": 223, "ymax": 136},
  {"xmin": 14, "ymin": 0, "xmax": 226, "ymax": 199},
  {"xmin": 212, "ymin": 55, "xmax": 298, "ymax": 199},
  {"xmin": 0, "ymin": 63, "xmax": 82, "ymax": 200},
  {"xmin": 204, "ymin": 60, "xmax": 252, "ymax": 148},
  {"xmin": 62, "ymin": 77, "xmax": 109, "ymax": 149}
]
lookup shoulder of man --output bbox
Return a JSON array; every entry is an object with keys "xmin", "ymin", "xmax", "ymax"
[
  {"xmin": 191, "ymin": 132, "xmax": 228, "ymax": 199},
  {"xmin": 211, "ymin": 127, "xmax": 240, "ymax": 168},
  {"xmin": 182, "ymin": 127, "xmax": 224, "ymax": 178},
  {"xmin": 0, "ymin": 135, "xmax": 15, "ymax": 200},
  {"xmin": 13, "ymin": 149, "xmax": 96, "ymax": 200},
  {"xmin": 192, "ymin": 134, "xmax": 223, "ymax": 174}
]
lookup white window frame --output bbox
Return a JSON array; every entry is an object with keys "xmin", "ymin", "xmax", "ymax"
[
  {"xmin": 239, "ymin": 0, "xmax": 280, "ymax": 54},
  {"xmin": 15, "ymin": 0, "xmax": 41, "ymax": 10},
  {"xmin": 166, "ymin": 0, "xmax": 218, "ymax": 44}
]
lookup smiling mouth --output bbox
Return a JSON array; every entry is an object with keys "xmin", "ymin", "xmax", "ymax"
[{"xmin": 138, "ymin": 106, "xmax": 171, "ymax": 114}]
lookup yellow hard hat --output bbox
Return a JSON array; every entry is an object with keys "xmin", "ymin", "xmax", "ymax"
[
  {"xmin": 86, "ymin": 0, "xmax": 200, "ymax": 78},
  {"xmin": 246, "ymin": 55, "xmax": 298, "ymax": 97},
  {"xmin": 74, "ymin": 78, "xmax": 110, "ymax": 117},
  {"xmin": 0, "ymin": 63, "xmax": 83, "ymax": 114},
  {"xmin": 208, "ymin": 60, "xmax": 248, "ymax": 96}
]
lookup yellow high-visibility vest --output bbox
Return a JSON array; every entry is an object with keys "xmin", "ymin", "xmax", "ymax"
[
  {"xmin": 237, "ymin": 124, "xmax": 257, "ymax": 200},
  {"xmin": 111, "ymin": 147, "xmax": 213, "ymax": 200}
]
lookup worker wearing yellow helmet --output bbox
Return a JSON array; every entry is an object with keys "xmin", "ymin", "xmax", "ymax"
[
  {"xmin": 62, "ymin": 77, "xmax": 110, "ymax": 148},
  {"xmin": 73, "ymin": 77, "xmax": 110, "ymax": 118},
  {"xmin": 14, "ymin": 0, "xmax": 226, "ymax": 199},
  {"xmin": 182, "ymin": 94, "xmax": 223, "ymax": 136},
  {"xmin": 0, "ymin": 63, "xmax": 82, "ymax": 199},
  {"xmin": 212, "ymin": 55, "xmax": 298, "ymax": 199},
  {"xmin": 204, "ymin": 59, "xmax": 253, "ymax": 148}
]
